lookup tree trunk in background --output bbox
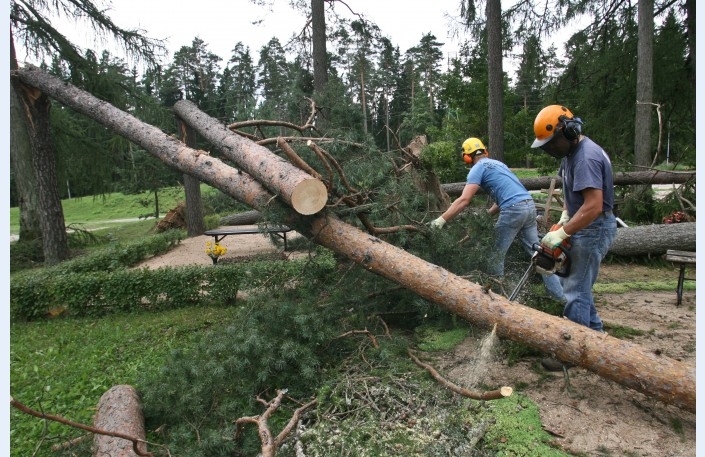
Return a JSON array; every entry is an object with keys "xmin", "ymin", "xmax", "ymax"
[
  {"xmin": 311, "ymin": 0, "xmax": 329, "ymax": 129},
  {"xmin": 635, "ymin": 0, "xmax": 654, "ymax": 167},
  {"xmin": 16, "ymin": 64, "xmax": 695, "ymax": 414},
  {"xmin": 10, "ymin": 83, "xmax": 42, "ymax": 242},
  {"xmin": 441, "ymin": 170, "xmax": 695, "ymax": 195},
  {"xmin": 11, "ymin": 69, "xmax": 69, "ymax": 265},
  {"xmin": 176, "ymin": 117, "xmax": 205, "ymax": 236},
  {"xmin": 685, "ymin": 0, "xmax": 695, "ymax": 122},
  {"xmin": 10, "ymin": 34, "xmax": 42, "ymax": 243},
  {"xmin": 486, "ymin": 0, "xmax": 504, "ymax": 161}
]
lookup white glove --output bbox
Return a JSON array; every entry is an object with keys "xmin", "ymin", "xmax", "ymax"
[
  {"xmin": 429, "ymin": 216, "xmax": 446, "ymax": 229},
  {"xmin": 541, "ymin": 227, "xmax": 569, "ymax": 248},
  {"xmin": 558, "ymin": 210, "xmax": 570, "ymax": 226}
]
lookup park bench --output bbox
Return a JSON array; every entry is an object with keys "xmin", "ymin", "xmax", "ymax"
[
  {"xmin": 663, "ymin": 249, "xmax": 696, "ymax": 306},
  {"xmin": 204, "ymin": 225, "xmax": 293, "ymax": 251}
]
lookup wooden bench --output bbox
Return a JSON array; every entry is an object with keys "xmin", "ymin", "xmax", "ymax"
[
  {"xmin": 204, "ymin": 225, "xmax": 293, "ymax": 250},
  {"xmin": 663, "ymin": 250, "xmax": 696, "ymax": 306}
]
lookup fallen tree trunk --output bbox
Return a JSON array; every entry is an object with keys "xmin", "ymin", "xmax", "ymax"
[
  {"xmin": 16, "ymin": 65, "xmax": 695, "ymax": 413},
  {"xmin": 93, "ymin": 385, "xmax": 148, "ymax": 457},
  {"xmin": 173, "ymin": 99, "xmax": 327, "ymax": 215},
  {"xmin": 609, "ymin": 222, "xmax": 696, "ymax": 256},
  {"xmin": 219, "ymin": 210, "xmax": 262, "ymax": 226},
  {"xmin": 441, "ymin": 170, "xmax": 696, "ymax": 196}
]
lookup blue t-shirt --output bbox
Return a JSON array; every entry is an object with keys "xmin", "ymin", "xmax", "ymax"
[
  {"xmin": 559, "ymin": 136, "xmax": 615, "ymax": 215},
  {"xmin": 466, "ymin": 158, "xmax": 531, "ymax": 209}
]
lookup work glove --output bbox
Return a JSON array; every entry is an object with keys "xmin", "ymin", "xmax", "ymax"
[
  {"xmin": 541, "ymin": 227, "xmax": 569, "ymax": 248},
  {"xmin": 557, "ymin": 210, "xmax": 570, "ymax": 226},
  {"xmin": 429, "ymin": 216, "xmax": 447, "ymax": 229}
]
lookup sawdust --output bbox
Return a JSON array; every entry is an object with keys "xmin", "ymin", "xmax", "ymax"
[{"xmin": 136, "ymin": 232, "xmax": 696, "ymax": 456}]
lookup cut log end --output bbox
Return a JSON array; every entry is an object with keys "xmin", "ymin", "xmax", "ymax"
[
  {"xmin": 290, "ymin": 179, "xmax": 328, "ymax": 215},
  {"xmin": 500, "ymin": 386, "xmax": 513, "ymax": 397}
]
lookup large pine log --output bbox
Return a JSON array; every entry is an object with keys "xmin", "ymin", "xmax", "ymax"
[
  {"xmin": 93, "ymin": 385, "xmax": 148, "ymax": 456},
  {"xmin": 441, "ymin": 170, "xmax": 696, "ymax": 195},
  {"xmin": 173, "ymin": 99, "xmax": 327, "ymax": 215},
  {"xmin": 16, "ymin": 65, "xmax": 695, "ymax": 413}
]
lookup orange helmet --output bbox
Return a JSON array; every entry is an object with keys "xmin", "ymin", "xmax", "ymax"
[
  {"xmin": 531, "ymin": 105, "xmax": 575, "ymax": 148},
  {"xmin": 461, "ymin": 137, "xmax": 487, "ymax": 164}
]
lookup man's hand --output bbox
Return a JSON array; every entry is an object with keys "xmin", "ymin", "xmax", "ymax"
[
  {"xmin": 558, "ymin": 210, "xmax": 570, "ymax": 226},
  {"xmin": 429, "ymin": 216, "xmax": 446, "ymax": 229},
  {"xmin": 541, "ymin": 227, "xmax": 569, "ymax": 248}
]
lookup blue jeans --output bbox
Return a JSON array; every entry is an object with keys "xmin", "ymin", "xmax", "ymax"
[
  {"xmin": 560, "ymin": 213, "xmax": 617, "ymax": 331},
  {"xmin": 488, "ymin": 200, "xmax": 565, "ymax": 302}
]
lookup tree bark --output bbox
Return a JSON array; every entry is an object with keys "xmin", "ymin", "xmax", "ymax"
[
  {"xmin": 635, "ymin": 0, "xmax": 654, "ymax": 168},
  {"xmin": 93, "ymin": 385, "xmax": 148, "ymax": 457},
  {"xmin": 609, "ymin": 222, "xmax": 695, "ymax": 256},
  {"xmin": 11, "ymin": 79, "xmax": 70, "ymax": 265},
  {"xmin": 16, "ymin": 65, "xmax": 695, "ymax": 414},
  {"xmin": 441, "ymin": 170, "xmax": 696, "ymax": 196},
  {"xmin": 311, "ymin": 0, "xmax": 328, "ymax": 95},
  {"xmin": 173, "ymin": 99, "xmax": 328, "ymax": 215},
  {"xmin": 485, "ymin": 0, "xmax": 504, "ymax": 161}
]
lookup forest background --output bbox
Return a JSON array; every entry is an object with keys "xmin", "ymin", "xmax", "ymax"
[{"xmin": 10, "ymin": 0, "xmax": 696, "ymax": 262}]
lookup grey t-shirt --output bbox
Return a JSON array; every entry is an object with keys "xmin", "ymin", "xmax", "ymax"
[{"xmin": 559, "ymin": 137, "xmax": 615, "ymax": 215}]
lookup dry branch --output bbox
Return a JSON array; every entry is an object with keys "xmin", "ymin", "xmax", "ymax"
[
  {"xmin": 334, "ymin": 329, "xmax": 380, "ymax": 348},
  {"xmin": 234, "ymin": 390, "xmax": 317, "ymax": 457},
  {"xmin": 407, "ymin": 349, "xmax": 513, "ymax": 401},
  {"xmin": 278, "ymin": 137, "xmax": 324, "ymax": 181},
  {"xmin": 10, "ymin": 396, "xmax": 153, "ymax": 457}
]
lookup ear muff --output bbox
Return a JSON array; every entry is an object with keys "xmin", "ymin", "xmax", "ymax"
[
  {"xmin": 462, "ymin": 153, "xmax": 473, "ymax": 164},
  {"xmin": 560, "ymin": 115, "xmax": 583, "ymax": 141}
]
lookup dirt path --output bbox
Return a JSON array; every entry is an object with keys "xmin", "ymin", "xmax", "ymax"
[{"xmin": 136, "ymin": 231, "xmax": 696, "ymax": 456}]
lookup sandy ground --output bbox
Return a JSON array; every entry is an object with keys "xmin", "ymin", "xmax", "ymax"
[{"xmin": 135, "ymin": 229, "xmax": 696, "ymax": 456}]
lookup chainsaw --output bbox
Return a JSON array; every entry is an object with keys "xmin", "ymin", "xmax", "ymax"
[{"xmin": 508, "ymin": 225, "xmax": 571, "ymax": 301}]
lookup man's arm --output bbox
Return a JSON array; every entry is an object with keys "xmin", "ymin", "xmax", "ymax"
[
  {"xmin": 563, "ymin": 188, "xmax": 603, "ymax": 235},
  {"xmin": 440, "ymin": 183, "xmax": 480, "ymax": 222}
]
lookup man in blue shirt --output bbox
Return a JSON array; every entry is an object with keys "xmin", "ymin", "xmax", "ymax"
[
  {"xmin": 429, "ymin": 137, "xmax": 565, "ymax": 303},
  {"xmin": 531, "ymin": 105, "xmax": 618, "ymax": 371}
]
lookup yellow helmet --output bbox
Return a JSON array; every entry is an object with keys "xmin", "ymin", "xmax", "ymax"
[
  {"xmin": 461, "ymin": 137, "xmax": 487, "ymax": 164},
  {"xmin": 531, "ymin": 105, "xmax": 575, "ymax": 148}
]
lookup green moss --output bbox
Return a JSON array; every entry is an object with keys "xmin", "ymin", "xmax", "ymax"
[{"xmin": 477, "ymin": 393, "xmax": 567, "ymax": 456}]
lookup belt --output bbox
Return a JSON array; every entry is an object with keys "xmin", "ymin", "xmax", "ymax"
[
  {"xmin": 508, "ymin": 199, "xmax": 534, "ymax": 207},
  {"xmin": 600, "ymin": 210, "xmax": 614, "ymax": 217}
]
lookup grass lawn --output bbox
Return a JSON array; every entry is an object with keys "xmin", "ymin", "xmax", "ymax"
[{"xmin": 10, "ymin": 305, "xmax": 240, "ymax": 457}]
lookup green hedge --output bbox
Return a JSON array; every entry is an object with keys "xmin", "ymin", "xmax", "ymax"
[
  {"xmin": 10, "ymin": 229, "xmax": 321, "ymax": 321},
  {"xmin": 11, "ymin": 259, "xmax": 312, "ymax": 321}
]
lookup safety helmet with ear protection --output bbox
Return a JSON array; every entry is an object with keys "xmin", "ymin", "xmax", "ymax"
[
  {"xmin": 531, "ymin": 105, "xmax": 582, "ymax": 148},
  {"xmin": 461, "ymin": 137, "xmax": 487, "ymax": 164}
]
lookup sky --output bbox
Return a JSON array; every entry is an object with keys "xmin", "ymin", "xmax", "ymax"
[{"xmin": 14, "ymin": 0, "xmax": 470, "ymax": 69}]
